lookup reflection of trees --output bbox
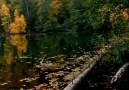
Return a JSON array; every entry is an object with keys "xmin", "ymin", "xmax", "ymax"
[
  {"xmin": 10, "ymin": 35, "xmax": 28, "ymax": 57},
  {"xmin": 0, "ymin": 35, "xmax": 38, "ymax": 88},
  {"xmin": 3, "ymin": 39, "xmax": 14, "ymax": 64},
  {"xmin": 3, "ymin": 35, "xmax": 28, "ymax": 64}
]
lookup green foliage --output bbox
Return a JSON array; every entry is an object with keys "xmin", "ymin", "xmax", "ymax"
[
  {"xmin": 83, "ymin": 0, "xmax": 112, "ymax": 29},
  {"xmin": 34, "ymin": 0, "xmax": 54, "ymax": 31},
  {"xmin": 63, "ymin": 0, "xmax": 88, "ymax": 32},
  {"xmin": 1, "ymin": 0, "xmax": 129, "ymax": 35},
  {"xmin": 110, "ymin": 38, "xmax": 129, "ymax": 63},
  {"xmin": 77, "ymin": 33, "xmax": 105, "ymax": 51},
  {"xmin": 43, "ymin": 19, "xmax": 60, "ymax": 32},
  {"xmin": 111, "ymin": 18, "xmax": 128, "ymax": 34},
  {"xmin": 2, "ymin": 0, "xmax": 129, "ymax": 65},
  {"xmin": 81, "ymin": 0, "xmax": 129, "ymax": 35}
]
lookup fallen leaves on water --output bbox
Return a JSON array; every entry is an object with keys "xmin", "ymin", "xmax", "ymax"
[
  {"xmin": 19, "ymin": 77, "xmax": 39, "ymax": 82},
  {"xmin": 32, "ymin": 53, "xmax": 97, "ymax": 90}
]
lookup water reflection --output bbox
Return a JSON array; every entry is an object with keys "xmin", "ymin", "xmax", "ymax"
[
  {"xmin": 3, "ymin": 35, "xmax": 28, "ymax": 64},
  {"xmin": 0, "ymin": 33, "xmax": 101, "ymax": 89},
  {"xmin": 10, "ymin": 35, "xmax": 28, "ymax": 58}
]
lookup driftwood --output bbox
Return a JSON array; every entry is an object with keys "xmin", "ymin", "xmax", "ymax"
[
  {"xmin": 110, "ymin": 62, "xmax": 129, "ymax": 84},
  {"xmin": 63, "ymin": 48, "xmax": 107, "ymax": 90}
]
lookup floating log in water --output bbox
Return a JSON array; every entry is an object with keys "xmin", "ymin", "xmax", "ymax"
[
  {"xmin": 110, "ymin": 62, "xmax": 129, "ymax": 84},
  {"xmin": 63, "ymin": 48, "xmax": 107, "ymax": 90},
  {"xmin": 63, "ymin": 59, "xmax": 97, "ymax": 90}
]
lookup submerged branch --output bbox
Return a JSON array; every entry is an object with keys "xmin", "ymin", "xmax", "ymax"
[
  {"xmin": 63, "ymin": 48, "xmax": 107, "ymax": 90},
  {"xmin": 110, "ymin": 62, "xmax": 129, "ymax": 84}
]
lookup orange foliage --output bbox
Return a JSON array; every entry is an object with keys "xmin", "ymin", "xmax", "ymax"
[
  {"xmin": 9, "ymin": 9, "xmax": 26, "ymax": 34},
  {"xmin": 122, "ymin": 9, "xmax": 129, "ymax": 21},
  {"xmin": 10, "ymin": 35, "xmax": 28, "ymax": 57},
  {"xmin": 49, "ymin": 0, "xmax": 61, "ymax": 18},
  {"xmin": 14, "ymin": 15, "xmax": 26, "ymax": 33},
  {"xmin": 109, "ymin": 5, "xmax": 129, "ymax": 22},
  {"xmin": 9, "ymin": 22, "xmax": 19, "ymax": 33}
]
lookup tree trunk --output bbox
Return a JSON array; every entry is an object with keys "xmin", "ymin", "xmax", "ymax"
[{"xmin": 24, "ymin": 0, "xmax": 29, "ymax": 16}]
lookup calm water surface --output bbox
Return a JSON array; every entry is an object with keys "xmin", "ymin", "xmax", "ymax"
[{"xmin": 0, "ymin": 33, "xmax": 99, "ymax": 89}]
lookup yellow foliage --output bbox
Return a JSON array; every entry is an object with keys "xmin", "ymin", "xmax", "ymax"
[
  {"xmin": 9, "ymin": 23, "xmax": 19, "ymax": 34},
  {"xmin": 6, "ymin": 52, "xmax": 14, "ymax": 64},
  {"xmin": 14, "ymin": 9, "xmax": 19, "ymax": 18},
  {"xmin": 49, "ymin": 0, "xmax": 61, "ymax": 18},
  {"xmin": 0, "ymin": 4, "xmax": 11, "ymax": 31},
  {"xmin": 1, "ymin": 4, "xmax": 10, "ymax": 15},
  {"xmin": 10, "ymin": 35, "xmax": 20, "ymax": 46},
  {"xmin": 109, "ymin": 5, "xmax": 129, "ymax": 22},
  {"xmin": 9, "ymin": 9, "xmax": 26, "ymax": 34},
  {"xmin": 10, "ymin": 35, "xmax": 28, "ymax": 57},
  {"xmin": 110, "ymin": 13, "xmax": 117, "ymax": 22},
  {"xmin": 14, "ymin": 15, "xmax": 26, "ymax": 33},
  {"xmin": 0, "ymin": 0, "xmax": 6, "ymax": 7},
  {"xmin": 17, "ymin": 39, "xmax": 27, "ymax": 57},
  {"xmin": 98, "ymin": 4, "xmax": 111, "ymax": 12},
  {"xmin": 3, "ymin": 35, "xmax": 28, "ymax": 64},
  {"xmin": 122, "ymin": 9, "xmax": 129, "ymax": 21}
]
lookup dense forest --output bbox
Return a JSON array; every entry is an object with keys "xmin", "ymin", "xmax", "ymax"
[{"xmin": 0, "ymin": 0, "xmax": 129, "ymax": 35}]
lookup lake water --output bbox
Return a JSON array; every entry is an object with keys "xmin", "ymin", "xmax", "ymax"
[{"xmin": 0, "ymin": 33, "xmax": 101, "ymax": 89}]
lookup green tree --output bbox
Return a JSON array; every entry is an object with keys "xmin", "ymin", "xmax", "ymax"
[
  {"xmin": 63, "ymin": 0, "xmax": 86, "ymax": 32},
  {"xmin": 82, "ymin": 0, "xmax": 129, "ymax": 34},
  {"xmin": 35, "ymin": 0, "xmax": 60, "ymax": 32}
]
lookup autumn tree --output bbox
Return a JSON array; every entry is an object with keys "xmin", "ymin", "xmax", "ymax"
[
  {"xmin": 9, "ymin": 9, "xmax": 26, "ymax": 34},
  {"xmin": 0, "ymin": 4, "xmax": 11, "ymax": 32},
  {"xmin": 49, "ymin": 0, "xmax": 61, "ymax": 18},
  {"xmin": 16, "ymin": 14, "xmax": 26, "ymax": 33},
  {"xmin": 0, "ymin": 0, "xmax": 6, "ymax": 7}
]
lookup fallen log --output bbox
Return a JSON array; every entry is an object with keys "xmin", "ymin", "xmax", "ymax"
[
  {"xmin": 63, "ymin": 59, "xmax": 97, "ymax": 90},
  {"xmin": 63, "ymin": 48, "xmax": 107, "ymax": 90},
  {"xmin": 110, "ymin": 62, "xmax": 129, "ymax": 84}
]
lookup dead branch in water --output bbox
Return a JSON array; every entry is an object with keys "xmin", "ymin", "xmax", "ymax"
[
  {"xmin": 63, "ymin": 48, "xmax": 107, "ymax": 90},
  {"xmin": 110, "ymin": 62, "xmax": 129, "ymax": 84}
]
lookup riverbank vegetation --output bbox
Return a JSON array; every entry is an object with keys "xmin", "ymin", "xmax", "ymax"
[{"xmin": 0, "ymin": 0, "xmax": 129, "ymax": 34}]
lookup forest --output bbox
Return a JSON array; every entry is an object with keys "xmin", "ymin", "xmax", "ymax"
[
  {"xmin": 1, "ymin": 0, "xmax": 129, "ymax": 89},
  {"xmin": 0, "ymin": 0, "xmax": 129, "ymax": 35}
]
